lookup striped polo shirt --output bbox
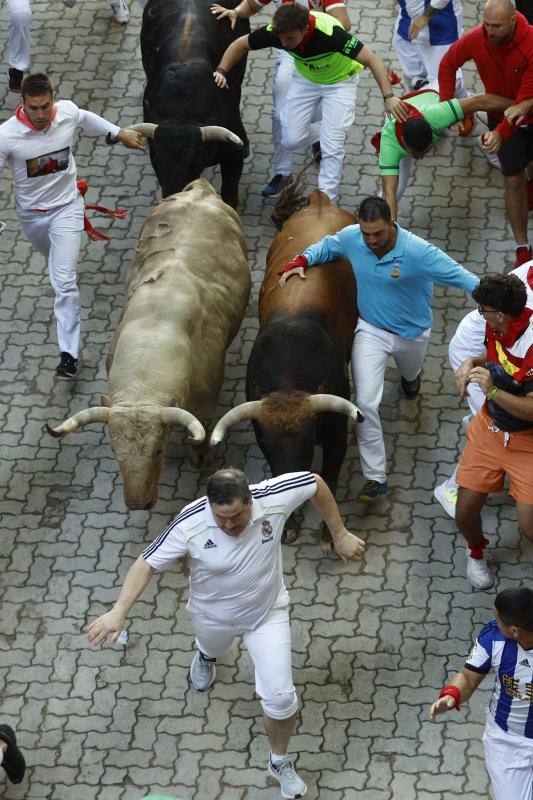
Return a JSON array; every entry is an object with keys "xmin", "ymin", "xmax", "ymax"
[
  {"xmin": 465, "ymin": 619, "xmax": 533, "ymax": 738},
  {"xmin": 143, "ymin": 472, "xmax": 317, "ymax": 630}
]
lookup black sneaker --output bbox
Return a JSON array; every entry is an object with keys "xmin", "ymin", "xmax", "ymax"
[
  {"xmin": 401, "ymin": 373, "xmax": 421, "ymax": 398},
  {"xmin": 311, "ymin": 141, "xmax": 322, "ymax": 163},
  {"xmin": 8, "ymin": 68, "xmax": 23, "ymax": 93},
  {"xmin": 55, "ymin": 352, "xmax": 78, "ymax": 378},
  {"xmin": 357, "ymin": 479, "xmax": 389, "ymax": 503},
  {"xmin": 262, "ymin": 174, "xmax": 290, "ymax": 198},
  {"xmin": 0, "ymin": 725, "xmax": 26, "ymax": 784}
]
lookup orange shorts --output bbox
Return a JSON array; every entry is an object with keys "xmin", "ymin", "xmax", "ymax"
[{"xmin": 457, "ymin": 406, "xmax": 533, "ymax": 504}]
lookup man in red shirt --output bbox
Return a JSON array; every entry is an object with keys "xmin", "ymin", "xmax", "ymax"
[
  {"xmin": 454, "ymin": 273, "xmax": 533, "ymax": 590},
  {"xmin": 439, "ymin": 0, "xmax": 533, "ymax": 268}
]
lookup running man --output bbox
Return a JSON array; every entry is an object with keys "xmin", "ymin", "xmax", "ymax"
[{"xmin": 87, "ymin": 468, "xmax": 365, "ymax": 799}]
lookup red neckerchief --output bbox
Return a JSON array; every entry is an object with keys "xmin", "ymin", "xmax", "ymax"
[
  {"xmin": 486, "ymin": 307, "xmax": 533, "ymax": 384},
  {"xmin": 528, "ymin": 264, "xmax": 533, "ymax": 290},
  {"xmin": 395, "ymin": 89, "xmax": 439, "ymax": 151},
  {"xmin": 298, "ymin": 15, "xmax": 316, "ymax": 49},
  {"xmin": 76, "ymin": 180, "xmax": 127, "ymax": 242},
  {"xmin": 16, "ymin": 103, "xmax": 57, "ymax": 131}
]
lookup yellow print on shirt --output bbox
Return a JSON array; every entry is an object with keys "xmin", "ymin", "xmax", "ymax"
[{"xmin": 495, "ymin": 341, "xmax": 520, "ymax": 376}]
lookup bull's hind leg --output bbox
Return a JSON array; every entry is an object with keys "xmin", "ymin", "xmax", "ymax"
[{"xmin": 318, "ymin": 411, "xmax": 349, "ymax": 556}]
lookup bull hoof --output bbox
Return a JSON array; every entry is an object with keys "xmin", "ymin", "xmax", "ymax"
[
  {"xmin": 282, "ymin": 527, "xmax": 300, "ymax": 545},
  {"xmin": 320, "ymin": 529, "xmax": 335, "ymax": 557},
  {"xmin": 189, "ymin": 442, "xmax": 212, "ymax": 469}
]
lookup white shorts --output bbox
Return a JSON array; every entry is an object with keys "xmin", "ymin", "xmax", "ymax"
[
  {"xmin": 483, "ymin": 714, "xmax": 533, "ymax": 800},
  {"xmin": 192, "ymin": 589, "xmax": 298, "ymax": 720}
]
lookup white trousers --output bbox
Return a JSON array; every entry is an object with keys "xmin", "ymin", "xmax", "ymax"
[
  {"xmin": 17, "ymin": 195, "xmax": 84, "ymax": 357},
  {"xmin": 483, "ymin": 715, "xmax": 533, "ymax": 800},
  {"xmin": 7, "ymin": 0, "xmax": 32, "ymax": 71},
  {"xmin": 193, "ymin": 590, "xmax": 298, "ymax": 721},
  {"xmin": 392, "ymin": 31, "xmax": 466, "ymax": 97},
  {"xmin": 281, "ymin": 73, "xmax": 357, "ymax": 202},
  {"xmin": 351, "ymin": 318, "xmax": 430, "ymax": 482},
  {"xmin": 272, "ymin": 52, "xmax": 320, "ymax": 176},
  {"xmin": 441, "ymin": 308, "xmax": 487, "ymax": 490}
]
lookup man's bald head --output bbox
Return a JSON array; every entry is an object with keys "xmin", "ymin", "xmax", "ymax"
[{"xmin": 483, "ymin": 0, "xmax": 516, "ymax": 44}]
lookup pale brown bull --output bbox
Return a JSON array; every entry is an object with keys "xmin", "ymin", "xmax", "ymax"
[
  {"xmin": 46, "ymin": 179, "xmax": 251, "ymax": 510},
  {"xmin": 211, "ymin": 188, "xmax": 362, "ymax": 552}
]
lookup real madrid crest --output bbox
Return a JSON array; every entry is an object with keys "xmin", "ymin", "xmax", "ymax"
[{"xmin": 261, "ymin": 519, "xmax": 273, "ymax": 542}]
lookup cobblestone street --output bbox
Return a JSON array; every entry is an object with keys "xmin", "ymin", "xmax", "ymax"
[{"xmin": 1, "ymin": 1, "xmax": 532, "ymax": 798}]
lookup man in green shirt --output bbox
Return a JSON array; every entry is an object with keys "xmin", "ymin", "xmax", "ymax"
[
  {"xmin": 213, "ymin": 3, "xmax": 409, "ymax": 202},
  {"xmin": 376, "ymin": 87, "xmax": 513, "ymax": 219}
]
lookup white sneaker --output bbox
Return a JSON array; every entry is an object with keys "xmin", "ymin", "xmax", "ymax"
[
  {"xmin": 190, "ymin": 652, "xmax": 216, "ymax": 691},
  {"xmin": 466, "ymin": 550, "xmax": 494, "ymax": 590},
  {"xmin": 109, "ymin": 0, "xmax": 130, "ymax": 23},
  {"xmin": 268, "ymin": 756, "xmax": 307, "ymax": 799},
  {"xmin": 433, "ymin": 481, "xmax": 457, "ymax": 518},
  {"xmin": 477, "ymin": 134, "xmax": 500, "ymax": 168}
]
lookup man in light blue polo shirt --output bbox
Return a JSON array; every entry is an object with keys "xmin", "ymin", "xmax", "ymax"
[{"xmin": 279, "ymin": 195, "xmax": 479, "ymax": 503}]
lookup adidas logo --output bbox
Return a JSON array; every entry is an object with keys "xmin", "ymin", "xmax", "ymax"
[
  {"xmin": 520, "ymin": 658, "xmax": 530, "ymax": 667},
  {"xmin": 203, "ymin": 539, "xmax": 217, "ymax": 550}
]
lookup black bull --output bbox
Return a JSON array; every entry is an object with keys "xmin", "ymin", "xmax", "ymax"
[{"xmin": 141, "ymin": 0, "xmax": 250, "ymax": 206}]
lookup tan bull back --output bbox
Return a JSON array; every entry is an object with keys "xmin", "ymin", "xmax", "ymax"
[{"xmin": 108, "ymin": 179, "xmax": 250, "ymax": 417}]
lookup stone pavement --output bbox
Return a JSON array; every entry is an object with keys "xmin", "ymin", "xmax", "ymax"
[{"xmin": 1, "ymin": 1, "xmax": 531, "ymax": 798}]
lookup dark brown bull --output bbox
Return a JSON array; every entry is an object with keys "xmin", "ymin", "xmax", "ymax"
[{"xmin": 211, "ymin": 188, "xmax": 363, "ymax": 552}]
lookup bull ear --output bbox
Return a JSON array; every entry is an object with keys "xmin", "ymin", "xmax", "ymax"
[{"xmin": 44, "ymin": 407, "xmax": 110, "ymax": 438}]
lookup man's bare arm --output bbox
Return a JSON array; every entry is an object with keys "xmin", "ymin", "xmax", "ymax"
[
  {"xmin": 310, "ymin": 474, "xmax": 365, "ymax": 562},
  {"xmin": 382, "ymin": 174, "xmax": 399, "ymax": 221},
  {"xmin": 87, "ymin": 555, "xmax": 155, "ymax": 646},
  {"xmin": 430, "ymin": 667, "xmax": 486, "ymax": 721}
]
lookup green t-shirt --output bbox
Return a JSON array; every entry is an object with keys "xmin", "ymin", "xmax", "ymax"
[
  {"xmin": 378, "ymin": 90, "xmax": 464, "ymax": 175},
  {"xmin": 248, "ymin": 11, "xmax": 365, "ymax": 85}
]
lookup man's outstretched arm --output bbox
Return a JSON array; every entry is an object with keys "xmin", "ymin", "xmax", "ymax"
[
  {"xmin": 310, "ymin": 474, "xmax": 366, "ymax": 562},
  {"xmin": 87, "ymin": 555, "xmax": 155, "ymax": 646},
  {"xmin": 213, "ymin": 35, "xmax": 252, "ymax": 88}
]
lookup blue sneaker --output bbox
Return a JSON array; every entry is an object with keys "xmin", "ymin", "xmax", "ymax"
[
  {"xmin": 262, "ymin": 174, "xmax": 290, "ymax": 198},
  {"xmin": 357, "ymin": 479, "xmax": 389, "ymax": 503}
]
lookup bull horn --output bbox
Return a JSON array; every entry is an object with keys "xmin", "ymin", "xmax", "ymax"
[
  {"xmin": 45, "ymin": 407, "xmax": 110, "ymax": 438},
  {"xmin": 308, "ymin": 394, "xmax": 365, "ymax": 423},
  {"xmin": 210, "ymin": 401, "xmax": 263, "ymax": 446},
  {"xmin": 125, "ymin": 123, "xmax": 158, "ymax": 139},
  {"xmin": 200, "ymin": 126, "xmax": 243, "ymax": 147},
  {"xmin": 159, "ymin": 408, "xmax": 206, "ymax": 442}
]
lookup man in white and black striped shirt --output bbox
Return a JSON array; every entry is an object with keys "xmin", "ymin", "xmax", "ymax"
[{"xmin": 87, "ymin": 468, "xmax": 365, "ymax": 799}]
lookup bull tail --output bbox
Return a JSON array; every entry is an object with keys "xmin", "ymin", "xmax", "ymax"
[{"xmin": 271, "ymin": 160, "xmax": 314, "ymax": 229}]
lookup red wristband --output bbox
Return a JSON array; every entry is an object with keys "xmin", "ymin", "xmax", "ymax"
[
  {"xmin": 278, "ymin": 255, "xmax": 309, "ymax": 276},
  {"xmin": 439, "ymin": 685, "xmax": 461, "ymax": 711}
]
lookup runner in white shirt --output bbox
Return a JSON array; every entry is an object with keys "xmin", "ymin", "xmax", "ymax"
[
  {"xmin": 5, "ymin": 0, "xmax": 32, "ymax": 92},
  {"xmin": 433, "ymin": 260, "xmax": 533, "ymax": 517},
  {"xmin": 430, "ymin": 587, "xmax": 533, "ymax": 800},
  {"xmin": 87, "ymin": 468, "xmax": 365, "ymax": 800},
  {"xmin": 212, "ymin": 0, "xmax": 351, "ymax": 198},
  {"xmin": 0, "ymin": 73, "xmax": 144, "ymax": 378}
]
